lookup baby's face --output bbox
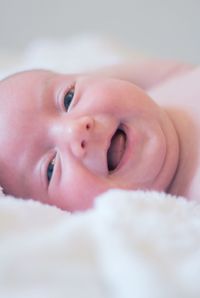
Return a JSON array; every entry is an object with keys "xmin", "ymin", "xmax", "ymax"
[{"xmin": 0, "ymin": 70, "xmax": 179, "ymax": 211}]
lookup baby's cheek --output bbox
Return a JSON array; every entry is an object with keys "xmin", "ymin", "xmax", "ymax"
[{"xmin": 55, "ymin": 171, "xmax": 111, "ymax": 211}]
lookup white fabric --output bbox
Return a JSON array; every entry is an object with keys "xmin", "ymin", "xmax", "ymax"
[
  {"xmin": 0, "ymin": 190, "xmax": 200, "ymax": 298},
  {"xmin": 0, "ymin": 34, "xmax": 139, "ymax": 80}
]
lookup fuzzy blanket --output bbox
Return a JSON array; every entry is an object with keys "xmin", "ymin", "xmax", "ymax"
[
  {"xmin": 0, "ymin": 36, "xmax": 200, "ymax": 298},
  {"xmin": 0, "ymin": 189, "xmax": 200, "ymax": 298}
]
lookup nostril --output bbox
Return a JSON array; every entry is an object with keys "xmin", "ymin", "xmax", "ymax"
[
  {"xmin": 81, "ymin": 140, "xmax": 86, "ymax": 148},
  {"xmin": 86, "ymin": 124, "xmax": 90, "ymax": 130}
]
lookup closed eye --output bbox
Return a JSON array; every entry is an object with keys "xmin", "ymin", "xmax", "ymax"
[{"xmin": 64, "ymin": 88, "xmax": 74, "ymax": 111}]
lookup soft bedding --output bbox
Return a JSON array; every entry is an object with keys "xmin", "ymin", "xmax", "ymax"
[
  {"xmin": 0, "ymin": 36, "xmax": 200, "ymax": 298},
  {"xmin": 0, "ymin": 189, "xmax": 200, "ymax": 298}
]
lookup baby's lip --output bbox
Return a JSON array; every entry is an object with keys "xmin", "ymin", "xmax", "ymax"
[{"xmin": 107, "ymin": 126, "xmax": 127, "ymax": 173}]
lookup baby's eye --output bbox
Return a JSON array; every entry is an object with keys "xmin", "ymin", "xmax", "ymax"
[
  {"xmin": 47, "ymin": 157, "xmax": 55, "ymax": 183},
  {"xmin": 64, "ymin": 88, "xmax": 74, "ymax": 111}
]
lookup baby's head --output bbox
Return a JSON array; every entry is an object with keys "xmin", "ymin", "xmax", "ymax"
[{"xmin": 0, "ymin": 70, "xmax": 179, "ymax": 211}]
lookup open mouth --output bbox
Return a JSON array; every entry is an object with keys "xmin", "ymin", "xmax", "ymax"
[{"xmin": 107, "ymin": 127, "xmax": 127, "ymax": 172}]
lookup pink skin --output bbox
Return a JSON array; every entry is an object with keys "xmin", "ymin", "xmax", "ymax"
[{"xmin": 0, "ymin": 70, "xmax": 179, "ymax": 211}]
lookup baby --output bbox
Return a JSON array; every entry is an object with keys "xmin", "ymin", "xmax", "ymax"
[{"xmin": 0, "ymin": 59, "xmax": 199, "ymax": 211}]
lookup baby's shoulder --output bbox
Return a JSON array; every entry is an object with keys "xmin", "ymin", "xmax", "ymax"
[{"xmin": 147, "ymin": 65, "xmax": 200, "ymax": 103}]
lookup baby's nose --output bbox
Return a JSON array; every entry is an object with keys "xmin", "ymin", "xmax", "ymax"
[{"xmin": 66, "ymin": 116, "xmax": 95, "ymax": 158}]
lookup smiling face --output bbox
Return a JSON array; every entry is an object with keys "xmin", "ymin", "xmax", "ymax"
[{"xmin": 0, "ymin": 70, "xmax": 179, "ymax": 211}]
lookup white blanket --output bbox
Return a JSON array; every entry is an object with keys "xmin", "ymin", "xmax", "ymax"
[
  {"xmin": 0, "ymin": 36, "xmax": 200, "ymax": 298},
  {"xmin": 0, "ymin": 189, "xmax": 200, "ymax": 298}
]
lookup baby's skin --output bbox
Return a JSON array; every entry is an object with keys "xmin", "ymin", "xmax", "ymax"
[{"xmin": 0, "ymin": 60, "xmax": 199, "ymax": 211}]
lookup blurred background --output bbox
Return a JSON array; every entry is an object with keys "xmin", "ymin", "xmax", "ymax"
[{"xmin": 0, "ymin": 0, "xmax": 200, "ymax": 63}]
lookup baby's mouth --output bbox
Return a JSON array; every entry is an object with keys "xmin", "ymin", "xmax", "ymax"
[{"xmin": 107, "ymin": 127, "xmax": 127, "ymax": 172}]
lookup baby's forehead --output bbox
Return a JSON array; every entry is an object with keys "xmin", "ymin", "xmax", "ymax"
[
  {"xmin": 0, "ymin": 70, "xmax": 32, "ymax": 85},
  {"xmin": 1, "ymin": 69, "xmax": 53, "ymax": 84},
  {"xmin": 0, "ymin": 72, "xmax": 25, "ymax": 102},
  {"xmin": 0, "ymin": 69, "xmax": 55, "ymax": 96}
]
